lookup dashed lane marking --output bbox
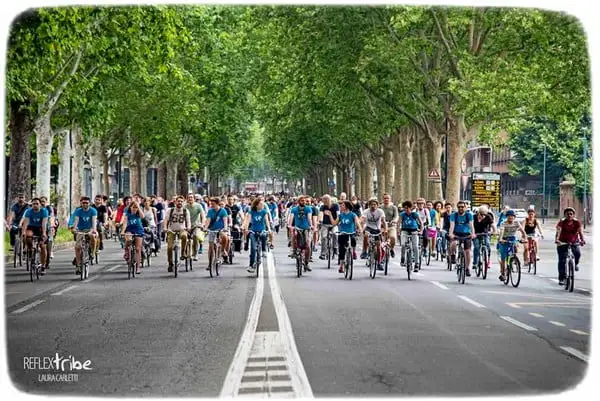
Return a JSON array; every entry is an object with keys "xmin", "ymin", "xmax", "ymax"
[
  {"xmin": 430, "ymin": 281, "xmax": 449, "ymax": 290},
  {"xmin": 500, "ymin": 316, "xmax": 538, "ymax": 332},
  {"xmin": 549, "ymin": 321, "xmax": 566, "ymax": 327},
  {"xmin": 11, "ymin": 300, "xmax": 45, "ymax": 314},
  {"xmin": 529, "ymin": 312, "xmax": 544, "ymax": 318},
  {"xmin": 569, "ymin": 329, "xmax": 589, "ymax": 336},
  {"xmin": 457, "ymin": 295, "xmax": 486, "ymax": 308},
  {"xmin": 560, "ymin": 346, "xmax": 589, "ymax": 362},
  {"xmin": 50, "ymin": 285, "xmax": 79, "ymax": 296},
  {"xmin": 107, "ymin": 265, "xmax": 120, "ymax": 272}
]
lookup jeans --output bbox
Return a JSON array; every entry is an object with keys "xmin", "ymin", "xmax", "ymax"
[
  {"xmin": 557, "ymin": 243, "xmax": 581, "ymax": 280},
  {"xmin": 320, "ymin": 225, "xmax": 338, "ymax": 255},
  {"xmin": 401, "ymin": 230, "xmax": 419, "ymax": 264},
  {"xmin": 472, "ymin": 235, "xmax": 490, "ymax": 265},
  {"xmin": 249, "ymin": 231, "xmax": 267, "ymax": 266},
  {"xmin": 166, "ymin": 231, "xmax": 188, "ymax": 265},
  {"xmin": 9, "ymin": 226, "xmax": 20, "ymax": 247},
  {"xmin": 156, "ymin": 222, "xmax": 163, "ymax": 248}
]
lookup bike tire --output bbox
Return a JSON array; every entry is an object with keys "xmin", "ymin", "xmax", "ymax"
[
  {"xmin": 14, "ymin": 238, "xmax": 19, "ymax": 268},
  {"xmin": 327, "ymin": 237, "xmax": 331, "ymax": 269},
  {"xmin": 503, "ymin": 260, "xmax": 510, "ymax": 285},
  {"xmin": 426, "ymin": 247, "xmax": 431, "ymax": 266},
  {"xmin": 532, "ymin": 250, "xmax": 537, "ymax": 275},
  {"xmin": 406, "ymin": 249, "xmax": 412, "ymax": 281},
  {"xmin": 369, "ymin": 250, "xmax": 376, "ymax": 279},
  {"xmin": 482, "ymin": 249, "xmax": 488, "ymax": 280},
  {"xmin": 510, "ymin": 258, "xmax": 521, "ymax": 288},
  {"xmin": 384, "ymin": 251, "xmax": 389, "ymax": 276},
  {"xmin": 216, "ymin": 246, "xmax": 221, "ymax": 277},
  {"xmin": 175, "ymin": 246, "xmax": 180, "ymax": 278},
  {"xmin": 27, "ymin": 249, "xmax": 33, "ymax": 282},
  {"xmin": 34, "ymin": 248, "xmax": 40, "ymax": 280},
  {"xmin": 567, "ymin": 259, "xmax": 575, "ymax": 292},
  {"xmin": 458, "ymin": 251, "xmax": 466, "ymax": 284},
  {"xmin": 296, "ymin": 254, "xmax": 302, "ymax": 278}
]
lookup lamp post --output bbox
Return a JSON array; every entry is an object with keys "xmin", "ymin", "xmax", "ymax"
[
  {"xmin": 583, "ymin": 135, "xmax": 588, "ymax": 228},
  {"xmin": 542, "ymin": 144, "xmax": 546, "ymax": 224}
]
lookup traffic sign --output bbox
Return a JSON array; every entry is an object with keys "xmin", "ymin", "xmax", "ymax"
[
  {"xmin": 427, "ymin": 168, "xmax": 441, "ymax": 181},
  {"xmin": 471, "ymin": 172, "xmax": 501, "ymax": 209}
]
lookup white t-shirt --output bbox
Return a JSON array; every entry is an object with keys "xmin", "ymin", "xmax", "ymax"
[{"xmin": 364, "ymin": 208, "xmax": 386, "ymax": 230}]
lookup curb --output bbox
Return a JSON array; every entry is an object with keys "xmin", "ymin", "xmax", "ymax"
[{"xmin": 4, "ymin": 242, "xmax": 74, "ymax": 264}]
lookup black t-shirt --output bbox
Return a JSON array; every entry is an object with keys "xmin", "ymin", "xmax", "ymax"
[
  {"xmin": 441, "ymin": 212, "xmax": 452, "ymax": 231},
  {"xmin": 92, "ymin": 204, "xmax": 108, "ymax": 223},
  {"xmin": 320, "ymin": 203, "xmax": 339, "ymax": 225},
  {"xmin": 351, "ymin": 202, "xmax": 362, "ymax": 217},
  {"xmin": 229, "ymin": 204, "xmax": 241, "ymax": 223},
  {"xmin": 473, "ymin": 214, "xmax": 494, "ymax": 234},
  {"xmin": 154, "ymin": 202, "xmax": 165, "ymax": 222}
]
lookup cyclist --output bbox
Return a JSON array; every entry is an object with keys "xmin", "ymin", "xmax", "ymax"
[
  {"xmin": 20, "ymin": 198, "xmax": 48, "ymax": 274},
  {"xmin": 5, "ymin": 194, "xmax": 29, "ymax": 251},
  {"xmin": 331, "ymin": 200, "xmax": 362, "ymax": 273},
  {"xmin": 142, "ymin": 196, "xmax": 159, "ymax": 252},
  {"xmin": 415, "ymin": 198, "xmax": 431, "ymax": 258},
  {"xmin": 555, "ymin": 207, "xmax": 585, "ymax": 285},
  {"xmin": 448, "ymin": 200, "xmax": 475, "ymax": 277},
  {"xmin": 523, "ymin": 208, "xmax": 543, "ymax": 265},
  {"xmin": 497, "ymin": 210, "xmax": 527, "ymax": 282},
  {"xmin": 380, "ymin": 193, "xmax": 399, "ymax": 258},
  {"xmin": 39, "ymin": 196, "xmax": 55, "ymax": 264},
  {"xmin": 318, "ymin": 195, "xmax": 339, "ymax": 260},
  {"xmin": 399, "ymin": 200, "xmax": 422, "ymax": 272},
  {"xmin": 425, "ymin": 200, "xmax": 438, "ymax": 259},
  {"xmin": 287, "ymin": 195, "xmax": 314, "ymax": 270},
  {"xmin": 350, "ymin": 195, "xmax": 362, "ymax": 217},
  {"xmin": 186, "ymin": 194, "xmax": 205, "ymax": 261},
  {"xmin": 120, "ymin": 200, "xmax": 145, "ymax": 275},
  {"xmin": 243, "ymin": 197, "xmax": 272, "ymax": 273},
  {"xmin": 202, "ymin": 197, "xmax": 230, "ymax": 269},
  {"xmin": 92, "ymin": 195, "xmax": 108, "ymax": 252},
  {"xmin": 309, "ymin": 197, "xmax": 320, "ymax": 256},
  {"xmin": 163, "ymin": 196, "xmax": 191, "ymax": 272},
  {"xmin": 360, "ymin": 197, "xmax": 388, "ymax": 270},
  {"xmin": 70, "ymin": 197, "xmax": 98, "ymax": 275},
  {"xmin": 473, "ymin": 205, "xmax": 496, "ymax": 271}
]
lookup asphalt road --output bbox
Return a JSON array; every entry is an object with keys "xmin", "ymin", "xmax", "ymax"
[{"xmin": 4, "ymin": 230, "xmax": 592, "ymax": 397}]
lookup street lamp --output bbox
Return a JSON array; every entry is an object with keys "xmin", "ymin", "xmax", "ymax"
[
  {"xmin": 542, "ymin": 144, "xmax": 547, "ymax": 224},
  {"xmin": 583, "ymin": 135, "xmax": 588, "ymax": 228}
]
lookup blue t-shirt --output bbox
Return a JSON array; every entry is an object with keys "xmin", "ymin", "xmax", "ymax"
[
  {"xmin": 451, "ymin": 211, "xmax": 473, "ymax": 234},
  {"xmin": 249, "ymin": 208, "xmax": 269, "ymax": 232},
  {"xmin": 11, "ymin": 203, "xmax": 29, "ymax": 225},
  {"xmin": 207, "ymin": 207, "xmax": 228, "ymax": 230},
  {"xmin": 338, "ymin": 211, "xmax": 357, "ymax": 233},
  {"xmin": 497, "ymin": 212, "xmax": 507, "ymax": 228},
  {"xmin": 429, "ymin": 209, "xmax": 437, "ymax": 227},
  {"xmin": 291, "ymin": 206, "xmax": 312, "ymax": 230},
  {"xmin": 24, "ymin": 208, "xmax": 49, "ymax": 228},
  {"xmin": 73, "ymin": 207, "xmax": 97, "ymax": 231},
  {"xmin": 400, "ymin": 211, "xmax": 420, "ymax": 230},
  {"xmin": 268, "ymin": 202, "xmax": 277, "ymax": 220},
  {"xmin": 125, "ymin": 211, "xmax": 144, "ymax": 235}
]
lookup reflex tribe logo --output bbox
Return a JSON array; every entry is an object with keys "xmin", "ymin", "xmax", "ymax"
[{"xmin": 23, "ymin": 353, "xmax": 92, "ymax": 383}]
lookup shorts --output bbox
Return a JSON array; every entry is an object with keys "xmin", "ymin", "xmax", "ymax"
[
  {"xmin": 426, "ymin": 227, "xmax": 437, "ymax": 239},
  {"xmin": 452, "ymin": 232, "xmax": 472, "ymax": 250},
  {"xmin": 208, "ymin": 230, "xmax": 223, "ymax": 242},
  {"xmin": 26, "ymin": 226, "xmax": 43, "ymax": 238},
  {"xmin": 125, "ymin": 230, "xmax": 144, "ymax": 238},
  {"xmin": 365, "ymin": 227, "xmax": 382, "ymax": 237},
  {"xmin": 75, "ymin": 231, "xmax": 94, "ymax": 245},
  {"xmin": 386, "ymin": 225, "xmax": 397, "ymax": 240},
  {"xmin": 294, "ymin": 228, "xmax": 311, "ymax": 249}
]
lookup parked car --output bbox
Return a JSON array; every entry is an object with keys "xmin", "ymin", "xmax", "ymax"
[{"xmin": 513, "ymin": 208, "xmax": 528, "ymax": 222}]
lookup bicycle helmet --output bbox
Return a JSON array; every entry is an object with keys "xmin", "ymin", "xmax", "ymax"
[{"xmin": 505, "ymin": 210, "xmax": 516, "ymax": 217}]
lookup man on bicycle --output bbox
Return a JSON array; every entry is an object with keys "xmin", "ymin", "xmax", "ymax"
[
  {"xmin": 399, "ymin": 200, "xmax": 422, "ymax": 272},
  {"xmin": 473, "ymin": 205, "xmax": 496, "ymax": 271},
  {"xmin": 20, "ymin": 198, "xmax": 49, "ymax": 274},
  {"xmin": 242, "ymin": 197, "xmax": 272, "ymax": 273},
  {"xmin": 70, "ymin": 197, "xmax": 98, "ymax": 274},
  {"xmin": 449, "ymin": 200, "xmax": 475, "ymax": 277},
  {"xmin": 164, "ymin": 196, "xmax": 191, "ymax": 272},
  {"xmin": 360, "ymin": 197, "xmax": 388, "ymax": 271},
  {"xmin": 92, "ymin": 195, "xmax": 109, "ymax": 252},
  {"xmin": 186, "ymin": 194, "xmax": 205, "ymax": 261},
  {"xmin": 497, "ymin": 210, "xmax": 527, "ymax": 282},
  {"xmin": 555, "ymin": 207, "xmax": 585, "ymax": 285},
  {"xmin": 318, "ymin": 195, "xmax": 339, "ymax": 260},
  {"xmin": 381, "ymin": 193, "xmax": 399, "ymax": 258},
  {"xmin": 287, "ymin": 195, "xmax": 314, "ymax": 270},
  {"xmin": 202, "ymin": 197, "xmax": 230, "ymax": 269},
  {"xmin": 5, "ymin": 194, "xmax": 29, "ymax": 251}
]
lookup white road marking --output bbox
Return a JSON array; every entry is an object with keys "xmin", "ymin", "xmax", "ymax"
[
  {"xmin": 549, "ymin": 321, "xmax": 566, "ymax": 327},
  {"xmin": 11, "ymin": 300, "xmax": 45, "ymax": 314},
  {"xmin": 500, "ymin": 316, "xmax": 538, "ymax": 332},
  {"xmin": 529, "ymin": 312, "xmax": 544, "ymax": 318},
  {"xmin": 550, "ymin": 278, "xmax": 559, "ymax": 283},
  {"xmin": 84, "ymin": 276, "xmax": 98, "ymax": 283},
  {"xmin": 51, "ymin": 285, "xmax": 79, "ymax": 296},
  {"xmin": 507, "ymin": 303, "xmax": 521, "ymax": 309},
  {"xmin": 220, "ymin": 258, "xmax": 264, "ymax": 397},
  {"xmin": 482, "ymin": 290, "xmax": 588, "ymax": 301},
  {"xmin": 413, "ymin": 271, "xmax": 424, "ymax": 276},
  {"xmin": 430, "ymin": 281, "xmax": 449, "ymax": 290},
  {"xmin": 457, "ymin": 295, "xmax": 486, "ymax": 308},
  {"xmin": 569, "ymin": 329, "xmax": 589, "ymax": 336},
  {"xmin": 267, "ymin": 253, "xmax": 313, "ymax": 398},
  {"xmin": 107, "ymin": 265, "xmax": 120, "ymax": 272},
  {"xmin": 560, "ymin": 346, "xmax": 589, "ymax": 362}
]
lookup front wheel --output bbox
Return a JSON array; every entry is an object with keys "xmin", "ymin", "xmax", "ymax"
[
  {"xmin": 566, "ymin": 259, "xmax": 575, "ymax": 292},
  {"xmin": 296, "ymin": 253, "xmax": 302, "ymax": 278},
  {"xmin": 384, "ymin": 250, "xmax": 389, "ymax": 276},
  {"xmin": 482, "ymin": 249, "xmax": 488, "ymax": 280},
  {"xmin": 510, "ymin": 257, "xmax": 521, "ymax": 288},
  {"xmin": 369, "ymin": 250, "xmax": 376, "ymax": 279},
  {"xmin": 503, "ymin": 260, "xmax": 511, "ymax": 286}
]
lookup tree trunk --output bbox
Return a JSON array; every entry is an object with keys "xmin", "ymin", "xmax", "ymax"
[
  {"xmin": 355, "ymin": 160, "xmax": 362, "ymax": 200},
  {"xmin": 102, "ymin": 150, "xmax": 110, "ymax": 196},
  {"xmin": 403, "ymin": 126, "xmax": 416, "ymax": 201},
  {"xmin": 411, "ymin": 139, "xmax": 421, "ymax": 201},
  {"xmin": 446, "ymin": 116, "xmax": 478, "ymax": 205},
  {"xmin": 344, "ymin": 166, "xmax": 352, "ymax": 196},
  {"xmin": 383, "ymin": 149, "xmax": 394, "ymax": 196},
  {"xmin": 375, "ymin": 155, "xmax": 384, "ymax": 198},
  {"xmin": 167, "ymin": 161, "xmax": 178, "ymax": 199},
  {"xmin": 71, "ymin": 124, "xmax": 84, "ymax": 208},
  {"xmin": 157, "ymin": 161, "xmax": 167, "ymax": 198},
  {"xmin": 393, "ymin": 129, "xmax": 404, "ymax": 203},
  {"xmin": 88, "ymin": 138, "xmax": 103, "ymax": 197},
  {"xmin": 8, "ymin": 100, "xmax": 32, "ymax": 203},
  {"xmin": 421, "ymin": 137, "xmax": 431, "ymax": 200},
  {"xmin": 425, "ymin": 122, "xmax": 444, "ymax": 201},
  {"xmin": 177, "ymin": 162, "xmax": 189, "ymax": 196},
  {"xmin": 364, "ymin": 157, "xmax": 375, "ymax": 199},
  {"xmin": 139, "ymin": 155, "xmax": 148, "ymax": 196},
  {"xmin": 56, "ymin": 129, "xmax": 70, "ymax": 224},
  {"xmin": 34, "ymin": 114, "xmax": 53, "ymax": 199}
]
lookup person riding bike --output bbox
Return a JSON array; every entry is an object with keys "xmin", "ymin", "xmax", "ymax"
[
  {"xmin": 287, "ymin": 195, "xmax": 314, "ymax": 270},
  {"xmin": 555, "ymin": 207, "xmax": 585, "ymax": 285},
  {"xmin": 381, "ymin": 193, "xmax": 399, "ymax": 258},
  {"xmin": 121, "ymin": 200, "xmax": 145, "ymax": 275},
  {"xmin": 20, "ymin": 197, "xmax": 49, "ymax": 274},
  {"xmin": 331, "ymin": 200, "xmax": 362, "ymax": 273},
  {"xmin": 473, "ymin": 205, "xmax": 496, "ymax": 270},
  {"xmin": 163, "ymin": 196, "xmax": 191, "ymax": 272},
  {"xmin": 186, "ymin": 194, "xmax": 205, "ymax": 261},
  {"xmin": 399, "ymin": 200, "xmax": 422, "ymax": 272},
  {"xmin": 497, "ymin": 209, "xmax": 527, "ymax": 282},
  {"xmin": 69, "ymin": 197, "xmax": 98, "ymax": 275},
  {"xmin": 92, "ymin": 195, "xmax": 108, "ymax": 252},
  {"xmin": 448, "ymin": 200, "xmax": 475, "ymax": 277},
  {"xmin": 5, "ymin": 194, "xmax": 29, "ymax": 250},
  {"xmin": 243, "ymin": 197, "xmax": 272, "ymax": 273},
  {"xmin": 523, "ymin": 208, "xmax": 543, "ymax": 265},
  {"xmin": 318, "ymin": 195, "xmax": 339, "ymax": 260},
  {"xmin": 202, "ymin": 197, "xmax": 230, "ymax": 269},
  {"xmin": 360, "ymin": 197, "xmax": 388, "ymax": 271}
]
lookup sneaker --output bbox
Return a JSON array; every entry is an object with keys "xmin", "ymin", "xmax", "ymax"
[
  {"xmin": 193, "ymin": 257, "xmax": 198, "ymax": 261},
  {"xmin": 360, "ymin": 252, "xmax": 368, "ymax": 259},
  {"xmin": 390, "ymin": 249, "xmax": 395, "ymax": 258},
  {"xmin": 499, "ymin": 274, "xmax": 504, "ymax": 281},
  {"xmin": 466, "ymin": 270, "xmax": 471, "ymax": 277},
  {"xmin": 377, "ymin": 265, "xmax": 384, "ymax": 271},
  {"xmin": 99, "ymin": 242, "xmax": 104, "ymax": 251},
  {"xmin": 50, "ymin": 252, "xmax": 54, "ymax": 259},
  {"xmin": 180, "ymin": 255, "xmax": 186, "ymax": 260},
  {"xmin": 304, "ymin": 265, "xmax": 312, "ymax": 272},
  {"xmin": 339, "ymin": 266, "xmax": 344, "ymax": 273},
  {"xmin": 288, "ymin": 241, "xmax": 291, "ymax": 247},
  {"xmin": 244, "ymin": 243, "xmax": 249, "ymax": 251},
  {"xmin": 575, "ymin": 265, "xmax": 579, "ymax": 272},
  {"xmin": 413, "ymin": 267, "xmax": 419, "ymax": 273},
  {"xmin": 319, "ymin": 254, "xmax": 326, "ymax": 260},
  {"xmin": 309, "ymin": 257, "xmax": 314, "ymax": 262},
  {"xmin": 432, "ymin": 252, "xmax": 436, "ymax": 258},
  {"xmin": 247, "ymin": 266, "xmax": 255, "ymax": 273},
  {"xmin": 451, "ymin": 255, "xmax": 456, "ymax": 264},
  {"xmin": 72, "ymin": 258, "xmax": 77, "ymax": 266},
  {"xmin": 559, "ymin": 279, "xmax": 565, "ymax": 286},
  {"xmin": 198, "ymin": 246, "xmax": 203, "ymax": 255},
  {"xmin": 168, "ymin": 264, "xmax": 173, "ymax": 272}
]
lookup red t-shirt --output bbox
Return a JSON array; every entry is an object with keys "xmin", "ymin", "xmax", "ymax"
[{"xmin": 557, "ymin": 218, "xmax": 581, "ymax": 243}]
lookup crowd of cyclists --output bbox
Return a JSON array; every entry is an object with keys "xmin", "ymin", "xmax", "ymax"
[{"xmin": 5, "ymin": 190, "xmax": 586, "ymax": 285}]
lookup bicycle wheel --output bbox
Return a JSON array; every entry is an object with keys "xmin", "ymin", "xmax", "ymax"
[
  {"xmin": 185, "ymin": 245, "xmax": 189, "ymax": 272},
  {"xmin": 345, "ymin": 249, "xmax": 352, "ymax": 280},
  {"xmin": 215, "ymin": 245, "xmax": 221, "ymax": 277},
  {"xmin": 425, "ymin": 245, "xmax": 431, "ymax": 266},
  {"xmin": 174, "ymin": 246, "xmax": 180, "ymax": 278},
  {"xmin": 384, "ymin": 249, "xmax": 389, "ymax": 276},
  {"xmin": 13, "ymin": 237, "xmax": 20, "ymax": 268},
  {"xmin": 531, "ymin": 248, "xmax": 537, "ymax": 275},
  {"xmin": 567, "ymin": 259, "xmax": 575, "ymax": 292},
  {"xmin": 28, "ymin": 249, "xmax": 34, "ymax": 282},
  {"xmin": 510, "ymin": 257, "xmax": 521, "ymax": 288},
  {"xmin": 458, "ymin": 251, "xmax": 466, "ymax": 284},
  {"xmin": 146, "ymin": 247, "xmax": 151, "ymax": 267},
  {"xmin": 296, "ymin": 253, "xmax": 302, "ymax": 278},
  {"xmin": 406, "ymin": 248, "xmax": 412, "ymax": 280},
  {"xmin": 482, "ymin": 249, "xmax": 488, "ymax": 280},
  {"xmin": 34, "ymin": 248, "xmax": 40, "ymax": 280},
  {"xmin": 369, "ymin": 250, "xmax": 376, "ymax": 279},
  {"xmin": 256, "ymin": 247, "xmax": 261, "ymax": 278},
  {"xmin": 503, "ymin": 259, "xmax": 510, "ymax": 285},
  {"xmin": 327, "ymin": 237, "xmax": 332, "ymax": 270}
]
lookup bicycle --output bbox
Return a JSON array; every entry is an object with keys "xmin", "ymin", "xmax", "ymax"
[
  {"xmin": 322, "ymin": 224, "xmax": 335, "ymax": 270},
  {"xmin": 184, "ymin": 227, "xmax": 197, "ymax": 272},
  {"xmin": 141, "ymin": 227, "xmax": 154, "ymax": 268},
  {"xmin": 207, "ymin": 229, "xmax": 224, "ymax": 278},
  {"xmin": 500, "ymin": 239, "xmax": 524, "ymax": 288},
  {"xmin": 435, "ymin": 229, "xmax": 446, "ymax": 261},
  {"xmin": 337, "ymin": 232, "xmax": 355, "ymax": 280},
  {"xmin": 124, "ymin": 234, "xmax": 138, "ymax": 279},
  {"xmin": 557, "ymin": 241, "xmax": 579, "ymax": 293},
  {"xmin": 401, "ymin": 232, "xmax": 417, "ymax": 280},
  {"xmin": 12, "ymin": 227, "xmax": 24, "ymax": 268},
  {"xmin": 474, "ymin": 233, "xmax": 490, "ymax": 280},
  {"xmin": 249, "ymin": 230, "xmax": 267, "ymax": 278},
  {"xmin": 76, "ymin": 231, "xmax": 91, "ymax": 281},
  {"xmin": 424, "ymin": 227, "xmax": 436, "ymax": 266},
  {"xmin": 294, "ymin": 228, "xmax": 310, "ymax": 278},
  {"xmin": 167, "ymin": 230, "xmax": 182, "ymax": 278},
  {"xmin": 26, "ymin": 235, "xmax": 43, "ymax": 282},
  {"xmin": 527, "ymin": 234, "xmax": 539, "ymax": 275},
  {"xmin": 454, "ymin": 237, "xmax": 469, "ymax": 285},
  {"xmin": 365, "ymin": 231, "xmax": 382, "ymax": 279}
]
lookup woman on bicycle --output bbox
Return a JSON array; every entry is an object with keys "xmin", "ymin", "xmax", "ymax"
[
  {"xmin": 497, "ymin": 210, "xmax": 527, "ymax": 282},
  {"xmin": 399, "ymin": 200, "xmax": 422, "ymax": 272},
  {"xmin": 331, "ymin": 200, "xmax": 362, "ymax": 273},
  {"xmin": 142, "ymin": 197, "xmax": 159, "ymax": 253},
  {"xmin": 555, "ymin": 207, "xmax": 585, "ymax": 285},
  {"xmin": 120, "ymin": 200, "xmax": 145, "ymax": 275},
  {"xmin": 473, "ymin": 205, "xmax": 496, "ymax": 270},
  {"xmin": 522, "ymin": 209, "xmax": 543, "ymax": 264},
  {"xmin": 242, "ymin": 197, "xmax": 271, "ymax": 274}
]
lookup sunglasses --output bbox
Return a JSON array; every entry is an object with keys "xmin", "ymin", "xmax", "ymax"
[
  {"xmin": 82, "ymin": 202, "xmax": 90, "ymax": 205},
  {"xmin": 457, "ymin": 206, "xmax": 465, "ymax": 208}
]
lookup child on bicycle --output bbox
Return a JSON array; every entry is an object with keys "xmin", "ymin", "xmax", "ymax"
[
  {"xmin": 497, "ymin": 210, "xmax": 527, "ymax": 282},
  {"xmin": 523, "ymin": 209, "xmax": 543, "ymax": 265}
]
